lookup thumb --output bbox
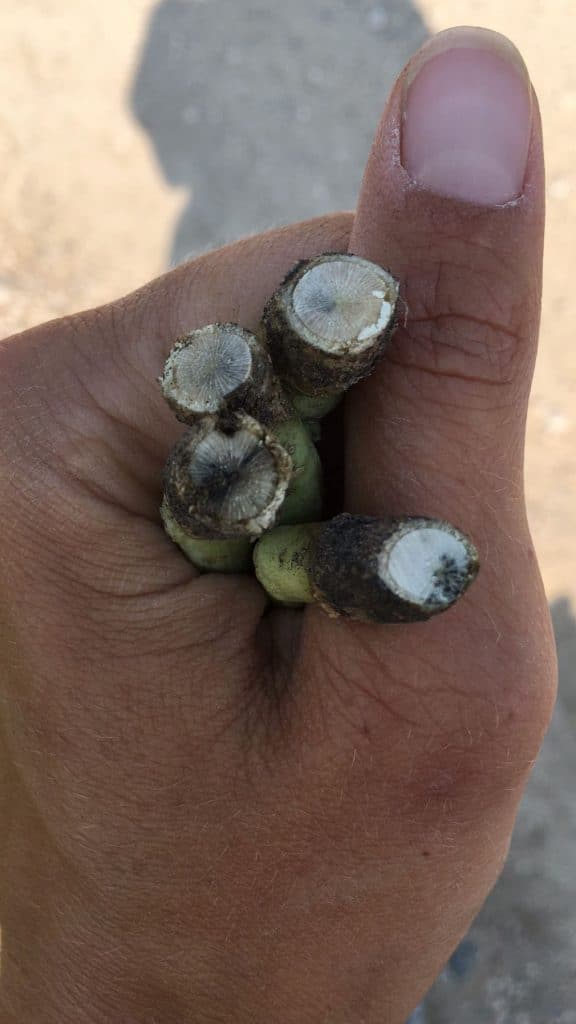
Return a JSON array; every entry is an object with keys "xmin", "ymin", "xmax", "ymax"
[{"xmin": 346, "ymin": 26, "xmax": 544, "ymax": 537}]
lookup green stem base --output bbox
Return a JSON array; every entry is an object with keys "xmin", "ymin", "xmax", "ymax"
[
  {"xmin": 272, "ymin": 418, "xmax": 324, "ymax": 525},
  {"xmin": 289, "ymin": 391, "xmax": 341, "ymax": 422},
  {"xmin": 253, "ymin": 523, "xmax": 322, "ymax": 605},
  {"xmin": 161, "ymin": 503, "xmax": 253, "ymax": 573}
]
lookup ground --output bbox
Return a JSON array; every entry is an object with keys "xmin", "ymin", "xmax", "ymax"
[{"xmin": 1, "ymin": 1, "xmax": 575, "ymax": 1018}]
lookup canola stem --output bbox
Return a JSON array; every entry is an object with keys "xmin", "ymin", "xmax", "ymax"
[
  {"xmin": 272, "ymin": 418, "xmax": 323, "ymax": 525},
  {"xmin": 160, "ymin": 413, "xmax": 322, "ymax": 572},
  {"xmin": 288, "ymin": 391, "xmax": 341, "ymax": 423},
  {"xmin": 161, "ymin": 502, "xmax": 253, "ymax": 573},
  {"xmin": 253, "ymin": 515, "xmax": 480, "ymax": 622},
  {"xmin": 253, "ymin": 523, "xmax": 321, "ymax": 604},
  {"xmin": 261, "ymin": 254, "xmax": 400, "ymax": 400}
]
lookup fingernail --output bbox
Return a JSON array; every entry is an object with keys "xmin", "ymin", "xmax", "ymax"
[{"xmin": 401, "ymin": 27, "xmax": 533, "ymax": 205}]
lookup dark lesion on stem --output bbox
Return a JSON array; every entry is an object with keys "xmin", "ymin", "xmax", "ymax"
[
  {"xmin": 312, "ymin": 514, "xmax": 479, "ymax": 623},
  {"xmin": 162, "ymin": 412, "xmax": 293, "ymax": 541}
]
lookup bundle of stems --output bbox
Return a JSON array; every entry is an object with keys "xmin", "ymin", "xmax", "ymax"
[{"xmin": 158, "ymin": 252, "xmax": 479, "ymax": 620}]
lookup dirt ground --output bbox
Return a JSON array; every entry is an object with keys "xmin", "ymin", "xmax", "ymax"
[{"xmin": 1, "ymin": 1, "xmax": 575, "ymax": 1019}]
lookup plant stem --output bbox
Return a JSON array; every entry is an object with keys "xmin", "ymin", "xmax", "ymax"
[
  {"xmin": 253, "ymin": 515, "xmax": 479, "ymax": 621},
  {"xmin": 162, "ymin": 412, "xmax": 293, "ymax": 540},
  {"xmin": 286, "ymin": 387, "xmax": 340, "ymax": 428},
  {"xmin": 272, "ymin": 418, "xmax": 323, "ymax": 524},
  {"xmin": 160, "ymin": 323, "xmax": 290, "ymax": 425},
  {"xmin": 261, "ymin": 253, "xmax": 400, "ymax": 400},
  {"xmin": 253, "ymin": 523, "xmax": 322, "ymax": 604},
  {"xmin": 161, "ymin": 502, "xmax": 253, "ymax": 572}
]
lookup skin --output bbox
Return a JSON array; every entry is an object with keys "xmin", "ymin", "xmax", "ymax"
[{"xmin": 0, "ymin": 39, "xmax": 556, "ymax": 1024}]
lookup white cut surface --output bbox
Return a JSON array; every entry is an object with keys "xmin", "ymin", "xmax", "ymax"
[
  {"xmin": 291, "ymin": 258, "xmax": 397, "ymax": 354},
  {"xmin": 380, "ymin": 527, "xmax": 471, "ymax": 607},
  {"xmin": 189, "ymin": 429, "xmax": 279, "ymax": 522},
  {"xmin": 165, "ymin": 328, "xmax": 252, "ymax": 413}
]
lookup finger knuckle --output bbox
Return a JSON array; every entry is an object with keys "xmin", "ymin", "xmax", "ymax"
[{"xmin": 390, "ymin": 245, "xmax": 537, "ymax": 401}]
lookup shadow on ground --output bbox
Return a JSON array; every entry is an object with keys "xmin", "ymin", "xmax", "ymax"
[{"xmin": 130, "ymin": 0, "xmax": 428, "ymax": 265}]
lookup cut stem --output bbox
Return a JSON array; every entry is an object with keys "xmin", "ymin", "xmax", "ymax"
[
  {"xmin": 261, "ymin": 253, "xmax": 400, "ymax": 399},
  {"xmin": 162, "ymin": 412, "xmax": 293, "ymax": 540},
  {"xmin": 160, "ymin": 323, "xmax": 290, "ymax": 425},
  {"xmin": 253, "ymin": 514, "xmax": 479, "ymax": 622}
]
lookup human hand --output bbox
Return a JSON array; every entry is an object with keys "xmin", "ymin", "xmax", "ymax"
[{"xmin": 0, "ymin": 27, "xmax": 556, "ymax": 1024}]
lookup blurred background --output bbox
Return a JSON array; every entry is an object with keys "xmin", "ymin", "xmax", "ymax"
[{"xmin": 1, "ymin": 0, "xmax": 575, "ymax": 1019}]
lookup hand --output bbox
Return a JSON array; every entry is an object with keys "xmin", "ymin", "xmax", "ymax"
[{"xmin": 0, "ymin": 27, "xmax": 556, "ymax": 1024}]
